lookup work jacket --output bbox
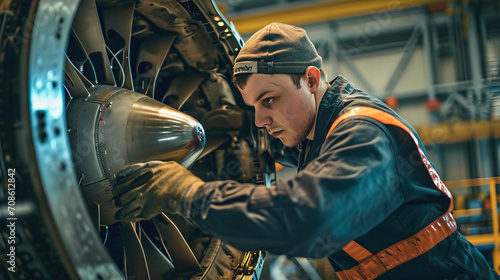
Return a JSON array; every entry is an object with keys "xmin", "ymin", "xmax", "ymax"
[{"xmin": 189, "ymin": 76, "xmax": 499, "ymax": 279}]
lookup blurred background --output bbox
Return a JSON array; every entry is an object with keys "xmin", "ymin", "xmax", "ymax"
[{"xmin": 216, "ymin": 0, "xmax": 500, "ymax": 279}]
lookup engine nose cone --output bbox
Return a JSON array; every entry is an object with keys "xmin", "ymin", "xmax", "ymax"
[
  {"xmin": 126, "ymin": 97, "xmax": 205, "ymax": 168},
  {"xmin": 67, "ymin": 86, "xmax": 205, "ymax": 225}
]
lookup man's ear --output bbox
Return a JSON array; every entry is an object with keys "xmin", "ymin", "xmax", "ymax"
[{"xmin": 305, "ymin": 66, "xmax": 321, "ymax": 93}]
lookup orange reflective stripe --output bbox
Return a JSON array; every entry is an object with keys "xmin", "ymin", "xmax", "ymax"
[
  {"xmin": 338, "ymin": 213, "xmax": 457, "ymax": 280},
  {"xmin": 326, "ymin": 107, "xmax": 453, "ymax": 209},
  {"xmin": 342, "ymin": 241, "xmax": 373, "ymax": 263},
  {"xmin": 326, "ymin": 107, "xmax": 456, "ymax": 280},
  {"xmin": 336, "ymin": 270, "xmax": 358, "ymax": 280}
]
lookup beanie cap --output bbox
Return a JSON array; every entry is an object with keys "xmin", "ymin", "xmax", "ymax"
[{"xmin": 234, "ymin": 22, "xmax": 322, "ymax": 76}]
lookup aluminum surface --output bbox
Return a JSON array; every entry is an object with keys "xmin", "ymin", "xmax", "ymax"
[
  {"xmin": 67, "ymin": 85, "xmax": 205, "ymax": 225},
  {"xmin": 28, "ymin": 0, "xmax": 123, "ymax": 278}
]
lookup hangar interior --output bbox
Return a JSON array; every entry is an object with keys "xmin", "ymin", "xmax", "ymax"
[
  {"xmin": 217, "ymin": 0, "xmax": 500, "ymax": 279},
  {"xmin": 0, "ymin": 0, "xmax": 499, "ymax": 279}
]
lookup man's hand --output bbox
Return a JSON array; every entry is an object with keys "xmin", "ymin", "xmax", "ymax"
[{"xmin": 113, "ymin": 161, "xmax": 204, "ymax": 221}]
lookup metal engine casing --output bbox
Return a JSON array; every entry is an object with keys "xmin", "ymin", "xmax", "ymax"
[{"xmin": 67, "ymin": 85, "xmax": 205, "ymax": 225}]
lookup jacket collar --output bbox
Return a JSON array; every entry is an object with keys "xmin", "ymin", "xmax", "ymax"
[{"xmin": 298, "ymin": 75, "xmax": 355, "ymax": 169}]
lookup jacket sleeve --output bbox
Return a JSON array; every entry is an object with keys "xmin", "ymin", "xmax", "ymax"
[{"xmin": 188, "ymin": 118, "xmax": 403, "ymax": 258}]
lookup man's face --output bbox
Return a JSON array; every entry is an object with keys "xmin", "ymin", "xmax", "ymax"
[{"xmin": 239, "ymin": 73, "xmax": 316, "ymax": 147}]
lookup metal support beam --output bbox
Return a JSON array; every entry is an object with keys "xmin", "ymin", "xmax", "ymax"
[
  {"xmin": 228, "ymin": 0, "xmax": 447, "ymax": 35},
  {"xmin": 384, "ymin": 25, "xmax": 421, "ymax": 96},
  {"xmin": 467, "ymin": 7, "xmax": 488, "ymax": 120},
  {"xmin": 338, "ymin": 45, "xmax": 375, "ymax": 94},
  {"xmin": 329, "ymin": 23, "xmax": 341, "ymax": 77},
  {"xmin": 421, "ymin": 13, "xmax": 437, "ymax": 101},
  {"xmin": 468, "ymin": 8, "xmax": 483, "ymax": 94}
]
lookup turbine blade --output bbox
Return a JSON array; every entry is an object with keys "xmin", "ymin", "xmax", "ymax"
[
  {"xmin": 120, "ymin": 222, "xmax": 151, "ymax": 280},
  {"xmin": 72, "ymin": 0, "xmax": 116, "ymax": 85},
  {"xmin": 161, "ymin": 72, "xmax": 207, "ymax": 110},
  {"xmin": 101, "ymin": 2, "xmax": 135, "ymax": 90},
  {"xmin": 64, "ymin": 55, "xmax": 92, "ymax": 98},
  {"xmin": 199, "ymin": 137, "xmax": 230, "ymax": 159},
  {"xmin": 88, "ymin": 201, "xmax": 100, "ymax": 233},
  {"xmin": 153, "ymin": 213, "xmax": 201, "ymax": 272},
  {"xmin": 140, "ymin": 227, "xmax": 175, "ymax": 279},
  {"xmin": 135, "ymin": 35, "xmax": 175, "ymax": 98}
]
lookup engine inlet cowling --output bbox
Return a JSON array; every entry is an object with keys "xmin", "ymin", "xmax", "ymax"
[{"xmin": 66, "ymin": 85, "xmax": 205, "ymax": 225}]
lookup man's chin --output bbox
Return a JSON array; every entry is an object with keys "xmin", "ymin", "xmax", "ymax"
[{"xmin": 280, "ymin": 138, "xmax": 301, "ymax": 148}]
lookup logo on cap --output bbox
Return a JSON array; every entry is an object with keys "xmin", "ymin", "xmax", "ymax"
[{"xmin": 234, "ymin": 62, "xmax": 258, "ymax": 75}]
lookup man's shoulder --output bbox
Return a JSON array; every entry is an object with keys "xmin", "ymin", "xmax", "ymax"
[{"xmin": 329, "ymin": 75, "xmax": 354, "ymax": 95}]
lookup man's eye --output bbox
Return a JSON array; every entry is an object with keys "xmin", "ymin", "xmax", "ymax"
[{"xmin": 264, "ymin": 98, "xmax": 274, "ymax": 105}]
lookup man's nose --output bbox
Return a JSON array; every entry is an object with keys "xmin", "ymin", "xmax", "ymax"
[{"xmin": 254, "ymin": 107, "xmax": 271, "ymax": 128}]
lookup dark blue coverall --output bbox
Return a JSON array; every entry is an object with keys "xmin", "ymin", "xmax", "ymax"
[{"xmin": 188, "ymin": 76, "xmax": 499, "ymax": 279}]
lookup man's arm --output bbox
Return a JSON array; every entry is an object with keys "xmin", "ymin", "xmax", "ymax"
[{"xmin": 188, "ymin": 119, "xmax": 404, "ymax": 258}]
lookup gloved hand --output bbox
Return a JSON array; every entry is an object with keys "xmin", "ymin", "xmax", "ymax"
[{"xmin": 113, "ymin": 161, "xmax": 205, "ymax": 221}]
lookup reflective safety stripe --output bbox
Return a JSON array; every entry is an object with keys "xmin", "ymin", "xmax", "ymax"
[
  {"xmin": 342, "ymin": 241, "xmax": 373, "ymax": 263},
  {"xmin": 326, "ymin": 107, "xmax": 456, "ymax": 280},
  {"xmin": 336, "ymin": 213, "xmax": 457, "ymax": 280}
]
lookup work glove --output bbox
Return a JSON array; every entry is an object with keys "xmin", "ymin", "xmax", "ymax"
[{"xmin": 112, "ymin": 161, "xmax": 205, "ymax": 222}]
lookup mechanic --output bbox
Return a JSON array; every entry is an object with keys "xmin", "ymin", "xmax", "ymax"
[{"xmin": 113, "ymin": 22, "xmax": 499, "ymax": 279}]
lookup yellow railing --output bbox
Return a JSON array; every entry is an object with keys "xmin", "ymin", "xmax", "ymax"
[
  {"xmin": 415, "ymin": 120, "xmax": 500, "ymax": 144},
  {"xmin": 445, "ymin": 177, "xmax": 500, "ymax": 273}
]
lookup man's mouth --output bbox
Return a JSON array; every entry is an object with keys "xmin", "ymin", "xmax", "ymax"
[{"xmin": 270, "ymin": 130, "xmax": 283, "ymax": 138}]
